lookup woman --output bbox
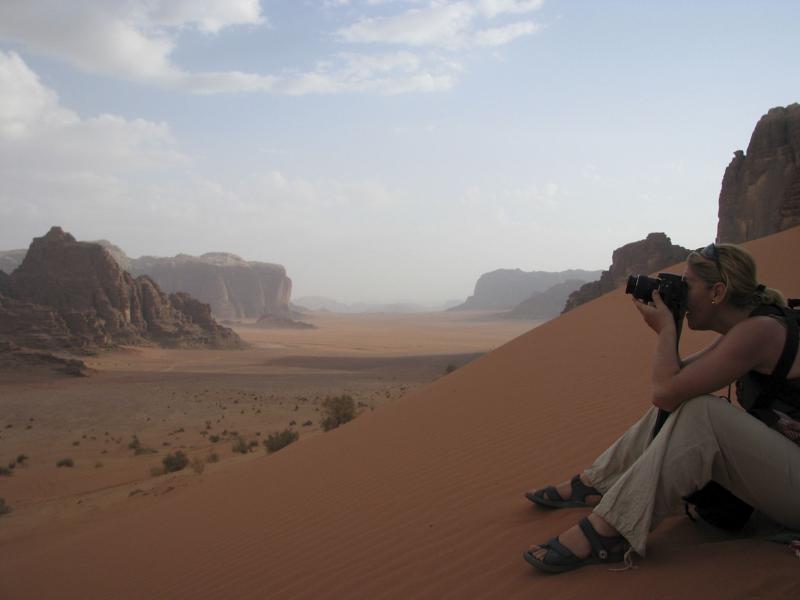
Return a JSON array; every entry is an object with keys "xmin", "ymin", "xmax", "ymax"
[{"xmin": 523, "ymin": 243, "xmax": 800, "ymax": 573}]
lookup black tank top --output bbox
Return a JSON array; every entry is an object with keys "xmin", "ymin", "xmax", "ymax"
[{"xmin": 735, "ymin": 304, "xmax": 800, "ymax": 427}]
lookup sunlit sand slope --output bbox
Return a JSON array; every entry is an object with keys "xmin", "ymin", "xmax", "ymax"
[{"xmin": 2, "ymin": 228, "xmax": 799, "ymax": 599}]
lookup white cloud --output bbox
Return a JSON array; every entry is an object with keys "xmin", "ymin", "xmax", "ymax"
[
  {"xmin": 337, "ymin": 2, "xmax": 477, "ymax": 48},
  {"xmin": 0, "ymin": 51, "xmax": 185, "ymax": 187},
  {"xmin": 476, "ymin": 0, "xmax": 545, "ymax": 18},
  {"xmin": 474, "ymin": 20, "xmax": 538, "ymax": 46},
  {"xmin": 337, "ymin": 0, "xmax": 544, "ymax": 49}
]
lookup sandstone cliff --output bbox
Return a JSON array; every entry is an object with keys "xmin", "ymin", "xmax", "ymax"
[
  {"xmin": 453, "ymin": 269, "xmax": 602, "ymax": 311},
  {"xmin": 717, "ymin": 103, "xmax": 800, "ymax": 243},
  {"xmin": 127, "ymin": 252, "xmax": 292, "ymax": 320},
  {"xmin": 562, "ymin": 233, "xmax": 690, "ymax": 312},
  {"xmin": 0, "ymin": 227, "xmax": 244, "ymax": 352}
]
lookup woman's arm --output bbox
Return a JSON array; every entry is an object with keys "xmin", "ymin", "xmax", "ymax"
[{"xmin": 633, "ymin": 293, "xmax": 782, "ymax": 412}]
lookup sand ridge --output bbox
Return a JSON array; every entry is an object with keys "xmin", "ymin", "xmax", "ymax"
[{"xmin": 1, "ymin": 229, "xmax": 799, "ymax": 598}]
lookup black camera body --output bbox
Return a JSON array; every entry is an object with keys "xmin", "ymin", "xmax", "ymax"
[
  {"xmin": 625, "ymin": 272, "xmax": 689, "ymax": 344},
  {"xmin": 625, "ymin": 272, "xmax": 688, "ymax": 321}
]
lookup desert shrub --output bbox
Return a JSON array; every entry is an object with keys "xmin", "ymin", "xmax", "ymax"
[
  {"xmin": 150, "ymin": 466, "xmax": 165, "ymax": 477},
  {"xmin": 206, "ymin": 452, "xmax": 219, "ymax": 463},
  {"xmin": 128, "ymin": 435, "xmax": 141, "ymax": 450},
  {"xmin": 162, "ymin": 450, "xmax": 188, "ymax": 473},
  {"xmin": 134, "ymin": 446, "xmax": 157, "ymax": 455},
  {"xmin": 231, "ymin": 436, "xmax": 250, "ymax": 454},
  {"xmin": 302, "ymin": 420, "xmax": 313, "ymax": 427},
  {"xmin": 16, "ymin": 454, "xmax": 28, "ymax": 465},
  {"xmin": 95, "ymin": 461, "xmax": 103, "ymax": 469},
  {"xmin": 0, "ymin": 497, "xmax": 10, "ymax": 516},
  {"xmin": 320, "ymin": 395, "xmax": 357, "ymax": 432},
  {"xmin": 264, "ymin": 429, "xmax": 299, "ymax": 454},
  {"xmin": 0, "ymin": 466, "xmax": 12, "ymax": 477},
  {"xmin": 191, "ymin": 457, "xmax": 205, "ymax": 475},
  {"xmin": 56, "ymin": 458, "xmax": 74, "ymax": 468},
  {"xmin": 209, "ymin": 435, "xmax": 220, "ymax": 443},
  {"xmin": 72, "ymin": 440, "xmax": 80, "ymax": 446}
]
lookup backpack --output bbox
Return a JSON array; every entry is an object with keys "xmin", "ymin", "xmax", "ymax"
[{"xmin": 684, "ymin": 299, "xmax": 800, "ymax": 532}]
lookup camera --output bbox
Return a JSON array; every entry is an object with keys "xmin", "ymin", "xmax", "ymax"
[{"xmin": 625, "ymin": 272, "xmax": 688, "ymax": 328}]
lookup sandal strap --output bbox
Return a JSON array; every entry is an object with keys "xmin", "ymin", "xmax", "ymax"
[
  {"xmin": 578, "ymin": 517, "xmax": 620, "ymax": 561},
  {"xmin": 570, "ymin": 474, "xmax": 601, "ymax": 503},
  {"xmin": 541, "ymin": 537, "xmax": 577, "ymax": 564},
  {"xmin": 542, "ymin": 485, "xmax": 564, "ymax": 502}
]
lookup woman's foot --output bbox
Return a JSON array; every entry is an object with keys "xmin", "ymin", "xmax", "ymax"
[
  {"xmin": 524, "ymin": 513, "xmax": 628, "ymax": 573},
  {"xmin": 527, "ymin": 513, "xmax": 618, "ymax": 561},
  {"xmin": 525, "ymin": 473, "xmax": 602, "ymax": 508}
]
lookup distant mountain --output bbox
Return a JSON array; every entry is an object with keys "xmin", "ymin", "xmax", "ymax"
[
  {"xmin": 0, "ymin": 249, "xmax": 26, "ymax": 274},
  {"xmin": 0, "ymin": 227, "xmax": 243, "ymax": 352},
  {"xmin": 2, "ymin": 243, "xmax": 292, "ymax": 321},
  {"xmin": 502, "ymin": 279, "xmax": 590, "ymax": 320},
  {"xmin": 451, "ymin": 268, "xmax": 602, "ymax": 311}
]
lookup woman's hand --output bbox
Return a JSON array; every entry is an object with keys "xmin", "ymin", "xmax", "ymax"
[{"xmin": 632, "ymin": 290, "xmax": 676, "ymax": 335}]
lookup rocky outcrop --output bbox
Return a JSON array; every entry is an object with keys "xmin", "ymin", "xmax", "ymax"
[
  {"xmin": 503, "ymin": 279, "xmax": 589, "ymax": 320},
  {"xmin": 116, "ymin": 250, "xmax": 292, "ymax": 321},
  {"xmin": 717, "ymin": 104, "xmax": 800, "ymax": 243},
  {"xmin": 563, "ymin": 233, "xmax": 690, "ymax": 312},
  {"xmin": 0, "ymin": 227, "xmax": 244, "ymax": 352},
  {"xmin": 453, "ymin": 269, "xmax": 602, "ymax": 311}
]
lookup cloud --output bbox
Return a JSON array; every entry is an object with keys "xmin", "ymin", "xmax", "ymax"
[
  {"xmin": 474, "ymin": 21, "xmax": 539, "ymax": 46},
  {"xmin": 338, "ymin": 0, "xmax": 544, "ymax": 48},
  {"xmin": 0, "ymin": 0, "xmax": 542, "ymax": 95},
  {"xmin": 0, "ymin": 50, "xmax": 185, "ymax": 215}
]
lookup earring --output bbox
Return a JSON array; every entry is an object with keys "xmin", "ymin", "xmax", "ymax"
[{"xmin": 711, "ymin": 299, "xmax": 716, "ymax": 305}]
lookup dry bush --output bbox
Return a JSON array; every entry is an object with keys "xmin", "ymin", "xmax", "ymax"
[
  {"xmin": 162, "ymin": 450, "xmax": 188, "ymax": 473},
  {"xmin": 264, "ymin": 429, "xmax": 299, "ymax": 454},
  {"xmin": 56, "ymin": 458, "xmax": 74, "ymax": 468},
  {"xmin": 191, "ymin": 457, "xmax": 205, "ymax": 474},
  {"xmin": 320, "ymin": 395, "xmax": 357, "ymax": 432}
]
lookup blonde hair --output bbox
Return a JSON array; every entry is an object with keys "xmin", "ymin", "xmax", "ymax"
[{"xmin": 687, "ymin": 243, "xmax": 786, "ymax": 308}]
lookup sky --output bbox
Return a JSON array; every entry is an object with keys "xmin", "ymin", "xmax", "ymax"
[{"xmin": 0, "ymin": 1, "xmax": 798, "ymax": 304}]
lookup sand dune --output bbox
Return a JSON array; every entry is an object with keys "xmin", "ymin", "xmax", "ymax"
[{"xmin": 2, "ymin": 229, "xmax": 799, "ymax": 599}]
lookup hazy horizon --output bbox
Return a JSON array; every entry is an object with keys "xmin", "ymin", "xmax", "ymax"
[{"xmin": 1, "ymin": 1, "xmax": 798, "ymax": 304}]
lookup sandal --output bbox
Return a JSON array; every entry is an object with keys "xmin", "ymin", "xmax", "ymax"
[
  {"xmin": 525, "ymin": 474, "xmax": 601, "ymax": 508},
  {"xmin": 523, "ymin": 517, "xmax": 629, "ymax": 574}
]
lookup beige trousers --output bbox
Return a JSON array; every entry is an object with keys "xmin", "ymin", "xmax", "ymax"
[{"xmin": 584, "ymin": 395, "xmax": 800, "ymax": 556}]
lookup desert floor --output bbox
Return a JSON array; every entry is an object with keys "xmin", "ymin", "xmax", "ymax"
[{"xmin": 0, "ymin": 310, "xmax": 538, "ymax": 541}]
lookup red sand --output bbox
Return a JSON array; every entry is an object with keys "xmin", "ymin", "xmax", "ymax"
[{"xmin": 2, "ymin": 228, "xmax": 799, "ymax": 599}]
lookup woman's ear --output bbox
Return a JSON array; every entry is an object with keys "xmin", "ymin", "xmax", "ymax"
[{"xmin": 712, "ymin": 281, "xmax": 727, "ymax": 304}]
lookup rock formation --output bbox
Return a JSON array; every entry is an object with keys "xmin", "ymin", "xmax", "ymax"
[
  {"xmin": 503, "ymin": 279, "xmax": 590, "ymax": 320},
  {"xmin": 717, "ymin": 103, "xmax": 800, "ymax": 243},
  {"xmin": 127, "ymin": 252, "xmax": 292, "ymax": 320},
  {"xmin": 0, "ymin": 227, "xmax": 244, "ymax": 352},
  {"xmin": 453, "ymin": 269, "xmax": 602, "ymax": 311},
  {"xmin": 563, "ymin": 233, "xmax": 690, "ymax": 312}
]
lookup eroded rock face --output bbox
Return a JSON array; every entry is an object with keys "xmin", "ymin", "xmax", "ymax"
[
  {"xmin": 128, "ymin": 252, "xmax": 292, "ymax": 320},
  {"xmin": 0, "ymin": 227, "xmax": 244, "ymax": 351},
  {"xmin": 563, "ymin": 233, "xmax": 690, "ymax": 312},
  {"xmin": 717, "ymin": 103, "xmax": 800, "ymax": 243},
  {"xmin": 453, "ymin": 269, "xmax": 602, "ymax": 311}
]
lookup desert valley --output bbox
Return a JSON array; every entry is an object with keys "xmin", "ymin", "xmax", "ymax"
[{"xmin": 2, "ymin": 4, "xmax": 800, "ymax": 596}]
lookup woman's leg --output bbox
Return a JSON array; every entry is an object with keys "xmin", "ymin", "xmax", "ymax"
[
  {"xmin": 583, "ymin": 405, "xmax": 660, "ymax": 492},
  {"xmin": 593, "ymin": 395, "xmax": 800, "ymax": 556}
]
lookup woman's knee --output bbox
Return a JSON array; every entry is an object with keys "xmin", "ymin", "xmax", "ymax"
[{"xmin": 670, "ymin": 395, "xmax": 727, "ymax": 428}]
